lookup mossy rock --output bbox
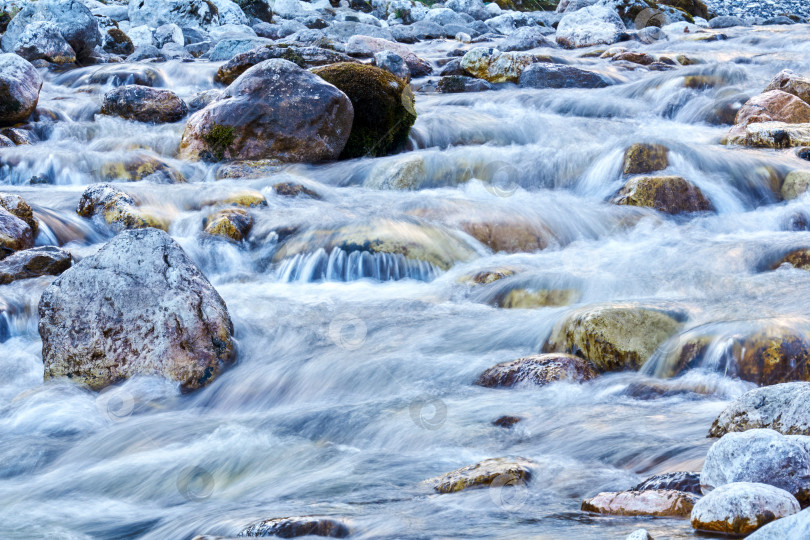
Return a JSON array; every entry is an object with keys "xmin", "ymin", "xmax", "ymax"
[
  {"xmin": 623, "ymin": 143, "xmax": 669, "ymax": 175},
  {"xmin": 0, "ymin": 193, "xmax": 37, "ymax": 237},
  {"xmin": 771, "ymin": 248, "xmax": 810, "ymax": 271},
  {"xmin": 99, "ymin": 154, "xmax": 186, "ymax": 184},
  {"xmin": 612, "ymin": 175, "xmax": 714, "ymax": 215},
  {"xmin": 496, "ymin": 288, "xmax": 580, "ymax": 309},
  {"xmin": 543, "ymin": 304, "xmax": 684, "ymax": 372},
  {"xmin": 660, "ymin": 0, "xmax": 709, "ymax": 18},
  {"xmin": 312, "ymin": 63, "xmax": 416, "ymax": 159},
  {"xmin": 204, "ymin": 208, "xmax": 253, "ymax": 242},
  {"xmin": 203, "ymin": 189, "xmax": 267, "ymax": 208},
  {"xmin": 662, "ymin": 325, "xmax": 810, "ymax": 386}
]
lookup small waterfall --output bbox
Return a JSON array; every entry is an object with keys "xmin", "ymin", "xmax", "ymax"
[{"xmin": 274, "ymin": 248, "xmax": 439, "ymax": 282}]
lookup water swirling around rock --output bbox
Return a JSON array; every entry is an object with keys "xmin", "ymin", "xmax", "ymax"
[{"xmin": 2, "ymin": 7, "xmax": 810, "ymax": 540}]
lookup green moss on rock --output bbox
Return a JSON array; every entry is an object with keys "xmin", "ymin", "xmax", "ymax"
[
  {"xmin": 313, "ymin": 63, "xmax": 416, "ymax": 159},
  {"xmin": 202, "ymin": 122, "xmax": 236, "ymax": 162}
]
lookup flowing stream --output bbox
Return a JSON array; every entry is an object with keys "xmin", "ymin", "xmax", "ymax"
[{"xmin": 2, "ymin": 23, "xmax": 810, "ymax": 540}]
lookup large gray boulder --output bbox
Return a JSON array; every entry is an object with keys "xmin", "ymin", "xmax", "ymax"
[
  {"xmin": 179, "ymin": 59, "xmax": 354, "ymax": 163},
  {"xmin": 12, "ymin": 21, "xmax": 77, "ymax": 64},
  {"xmin": 556, "ymin": 5, "xmax": 625, "ymax": 48},
  {"xmin": 1, "ymin": 0, "xmax": 101, "ymax": 60},
  {"xmin": 128, "ymin": 0, "xmax": 219, "ymax": 31},
  {"xmin": 701, "ymin": 429, "xmax": 810, "ymax": 506},
  {"xmin": 0, "ymin": 53, "xmax": 42, "ymax": 126},
  {"xmin": 38, "ymin": 228, "xmax": 236, "ymax": 392},
  {"xmin": 710, "ymin": 382, "xmax": 810, "ymax": 437}
]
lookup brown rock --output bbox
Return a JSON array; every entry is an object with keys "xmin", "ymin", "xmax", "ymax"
[
  {"xmin": 496, "ymin": 288, "xmax": 580, "ymax": 308},
  {"xmin": 734, "ymin": 90, "xmax": 810, "ymax": 128},
  {"xmin": 581, "ymin": 490, "xmax": 697, "ymax": 517},
  {"xmin": 612, "ymin": 175, "xmax": 714, "ymax": 214},
  {"xmin": 764, "ymin": 70, "xmax": 810, "ymax": 106},
  {"xmin": 428, "ymin": 457, "xmax": 533, "ymax": 494},
  {"xmin": 179, "ymin": 59, "xmax": 354, "ymax": 163},
  {"xmin": 0, "ymin": 207, "xmax": 34, "ymax": 259},
  {"xmin": 475, "ymin": 353, "xmax": 598, "ymax": 388},
  {"xmin": 203, "ymin": 208, "xmax": 253, "ymax": 242},
  {"xmin": 0, "ymin": 193, "xmax": 38, "ymax": 237},
  {"xmin": 772, "ymin": 248, "xmax": 810, "ymax": 270},
  {"xmin": 100, "ymin": 85, "xmax": 188, "ymax": 124},
  {"xmin": 612, "ymin": 51, "xmax": 655, "ymax": 65},
  {"xmin": 273, "ymin": 182, "xmax": 321, "ymax": 199},
  {"xmin": 622, "ymin": 143, "xmax": 669, "ymax": 175},
  {"xmin": 238, "ymin": 516, "xmax": 349, "ymax": 538}
]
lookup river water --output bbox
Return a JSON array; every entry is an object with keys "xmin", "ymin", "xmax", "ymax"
[{"xmin": 1, "ymin": 23, "xmax": 810, "ymax": 540}]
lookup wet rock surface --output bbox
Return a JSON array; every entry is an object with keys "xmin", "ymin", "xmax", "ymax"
[{"xmin": 476, "ymin": 353, "xmax": 598, "ymax": 387}]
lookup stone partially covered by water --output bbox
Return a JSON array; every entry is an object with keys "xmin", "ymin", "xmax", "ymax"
[
  {"xmin": 236, "ymin": 516, "xmax": 350, "ymax": 538},
  {"xmin": 633, "ymin": 471, "xmax": 702, "ymax": 495},
  {"xmin": 612, "ymin": 175, "xmax": 715, "ymax": 215},
  {"xmin": 427, "ymin": 457, "xmax": 533, "ymax": 493},
  {"xmin": 0, "ymin": 246, "xmax": 72, "ymax": 284},
  {"xmin": 691, "ymin": 482, "xmax": 800, "ymax": 535},
  {"xmin": 710, "ymin": 383, "xmax": 810, "ymax": 437},
  {"xmin": 581, "ymin": 489, "xmax": 697, "ymax": 517},
  {"xmin": 475, "ymin": 353, "xmax": 598, "ymax": 387},
  {"xmin": 38, "ymin": 228, "xmax": 235, "ymax": 391}
]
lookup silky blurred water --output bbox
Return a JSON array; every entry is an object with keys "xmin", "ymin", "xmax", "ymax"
[{"xmin": 1, "ymin": 23, "xmax": 810, "ymax": 539}]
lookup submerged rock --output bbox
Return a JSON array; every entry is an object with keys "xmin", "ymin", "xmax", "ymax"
[
  {"xmin": 519, "ymin": 63, "xmax": 610, "ymax": 89},
  {"xmin": 542, "ymin": 304, "xmax": 683, "ymax": 372},
  {"xmin": 77, "ymin": 184, "xmax": 168, "ymax": 232},
  {"xmin": 556, "ymin": 5, "xmax": 625, "ymax": 49},
  {"xmin": 98, "ymin": 154, "xmax": 186, "ymax": 184},
  {"xmin": 87, "ymin": 65, "xmax": 167, "ymax": 87},
  {"xmin": 625, "ymin": 530, "xmax": 654, "ymax": 540},
  {"xmin": 710, "ymin": 383, "xmax": 810, "ymax": 437},
  {"xmin": 39, "ymin": 228, "xmax": 235, "ymax": 391},
  {"xmin": 0, "ymin": 246, "xmax": 72, "ymax": 285},
  {"xmin": 663, "ymin": 324, "xmax": 810, "ymax": 386},
  {"xmin": 0, "ymin": 54, "xmax": 42, "ymax": 127},
  {"xmin": 273, "ymin": 182, "xmax": 321, "ymax": 199},
  {"xmin": 612, "ymin": 176, "xmax": 714, "ymax": 215},
  {"xmin": 772, "ymin": 249, "xmax": 810, "ymax": 270},
  {"xmin": 701, "ymin": 429, "xmax": 810, "ymax": 506},
  {"xmin": 203, "ymin": 208, "xmax": 253, "ymax": 242},
  {"xmin": 622, "ymin": 143, "xmax": 669, "ymax": 175},
  {"xmin": 460, "ymin": 47, "xmax": 538, "ymax": 84},
  {"xmin": 582, "ymin": 490, "xmax": 697, "ymax": 517},
  {"xmin": 237, "ymin": 516, "xmax": 349, "ymax": 538},
  {"xmin": 179, "ymin": 60, "xmax": 354, "ymax": 163},
  {"xmin": 100, "ymin": 85, "xmax": 188, "ymax": 124},
  {"xmin": 438, "ymin": 75, "xmax": 495, "ymax": 93},
  {"xmin": 495, "ymin": 288, "xmax": 579, "ymax": 308},
  {"xmin": 312, "ymin": 63, "xmax": 416, "ymax": 159},
  {"xmin": 475, "ymin": 353, "xmax": 598, "ymax": 388},
  {"xmin": 634, "ymin": 472, "xmax": 702, "ymax": 495},
  {"xmin": 273, "ymin": 218, "xmax": 477, "ymax": 271},
  {"xmin": 691, "ymin": 482, "xmax": 799, "ymax": 535},
  {"xmin": 782, "ymin": 171, "xmax": 810, "ymax": 200},
  {"xmin": 427, "ymin": 457, "xmax": 533, "ymax": 493}
]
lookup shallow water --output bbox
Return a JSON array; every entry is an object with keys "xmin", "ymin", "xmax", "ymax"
[{"xmin": 2, "ymin": 23, "xmax": 810, "ymax": 539}]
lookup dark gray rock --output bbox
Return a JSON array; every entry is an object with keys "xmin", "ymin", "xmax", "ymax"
[
  {"xmin": 519, "ymin": 63, "xmax": 610, "ymax": 89},
  {"xmin": 100, "ymin": 85, "xmax": 188, "ymax": 124},
  {"xmin": 0, "ymin": 246, "xmax": 72, "ymax": 284}
]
